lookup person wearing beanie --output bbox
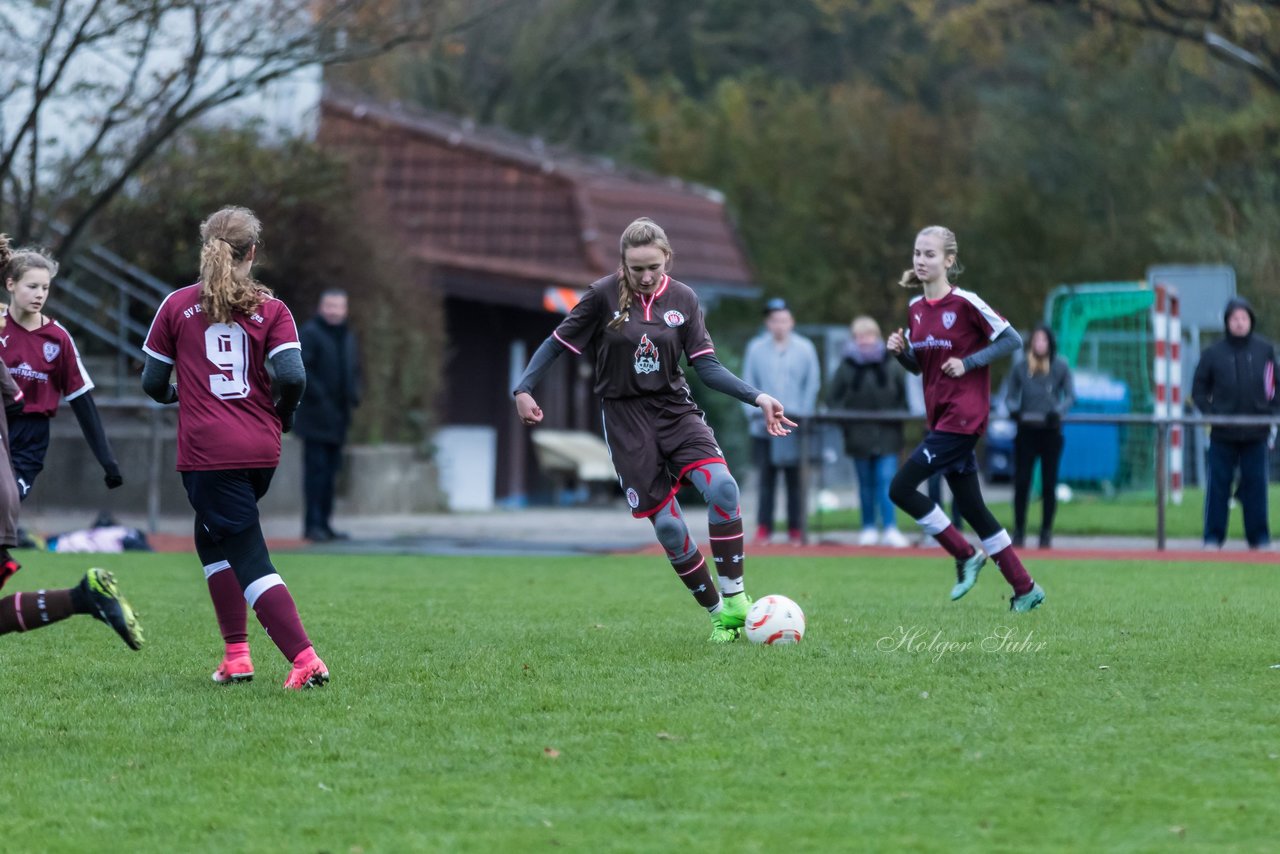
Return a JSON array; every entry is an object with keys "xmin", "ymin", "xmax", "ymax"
[{"xmin": 1190, "ymin": 297, "xmax": 1279, "ymax": 550}]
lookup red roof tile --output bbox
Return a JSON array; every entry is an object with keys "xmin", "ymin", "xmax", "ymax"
[{"xmin": 318, "ymin": 95, "xmax": 755, "ymax": 293}]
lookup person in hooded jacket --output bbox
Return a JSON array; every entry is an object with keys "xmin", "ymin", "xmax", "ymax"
[{"xmin": 1191, "ymin": 297, "xmax": 1279, "ymax": 550}]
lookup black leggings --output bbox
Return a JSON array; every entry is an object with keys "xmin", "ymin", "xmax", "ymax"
[
  {"xmin": 889, "ymin": 459, "xmax": 1003, "ymax": 540},
  {"xmin": 1012, "ymin": 427, "xmax": 1063, "ymax": 536}
]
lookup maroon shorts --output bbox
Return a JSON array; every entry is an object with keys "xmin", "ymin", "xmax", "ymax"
[{"xmin": 600, "ymin": 395, "xmax": 725, "ymax": 518}]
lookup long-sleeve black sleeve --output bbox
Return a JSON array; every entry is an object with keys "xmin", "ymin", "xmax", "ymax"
[
  {"xmin": 270, "ymin": 348, "xmax": 306, "ymax": 432},
  {"xmin": 961, "ymin": 326, "xmax": 1022, "ymax": 373},
  {"xmin": 894, "ymin": 346, "xmax": 921, "ymax": 375},
  {"xmin": 513, "ymin": 336, "xmax": 566, "ymax": 396},
  {"xmin": 691, "ymin": 353, "xmax": 762, "ymax": 405},
  {"xmin": 141, "ymin": 355, "xmax": 178, "ymax": 404},
  {"xmin": 68, "ymin": 393, "xmax": 120, "ymax": 483}
]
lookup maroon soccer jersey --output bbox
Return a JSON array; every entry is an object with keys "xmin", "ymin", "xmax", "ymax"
[
  {"xmin": 143, "ymin": 284, "xmax": 301, "ymax": 471},
  {"xmin": 906, "ymin": 286, "xmax": 1010, "ymax": 435},
  {"xmin": 0, "ymin": 311, "xmax": 93, "ymax": 416},
  {"xmin": 552, "ymin": 273, "xmax": 715, "ymax": 400}
]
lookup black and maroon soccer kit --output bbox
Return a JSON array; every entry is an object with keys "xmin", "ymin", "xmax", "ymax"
[{"xmin": 550, "ymin": 273, "xmax": 729, "ymax": 518}]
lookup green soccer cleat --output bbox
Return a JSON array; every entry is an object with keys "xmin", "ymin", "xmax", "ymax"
[
  {"xmin": 1009, "ymin": 582, "xmax": 1046, "ymax": 613},
  {"xmin": 79, "ymin": 568, "xmax": 144, "ymax": 650},
  {"xmin": 708, "ymin": 601, "xmax": 744, "ymax": 643},
  {"xmin": 718, "ymin": 593, "xmax": 753, "ymax": 632},
  {"xmin": 950, "ymin": 550, "xmax": 987, "ymax": 601}
]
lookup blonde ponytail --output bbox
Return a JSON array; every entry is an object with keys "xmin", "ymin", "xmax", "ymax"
[{"xmin": 198, "ymin": 207, "xmax": 271, "ymax": 324}]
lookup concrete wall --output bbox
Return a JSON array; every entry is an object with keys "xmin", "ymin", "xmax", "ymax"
[{"xmin": 24, "ymin": 410, "xmax": 443, "ymax": 520}]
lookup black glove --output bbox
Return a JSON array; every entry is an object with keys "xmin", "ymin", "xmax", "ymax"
[
  {"xmin": 105, "ymin": 469, "xmax": 124, "ymax": 489},
  {"xmin": 4, "ymin": 398, "xmax": 24, "ymax": 418},
  {"xmin": 1045, "ymin": 411, "xmax": 1061, "ymax": 430},
  {"xmin": 277, "ymin": 406, "xmax": 295, "ymax": 434}
]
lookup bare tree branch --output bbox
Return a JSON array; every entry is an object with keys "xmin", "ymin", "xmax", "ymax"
[
  {"xmin": 0, "ymin": 0, "xmax": 443, "ymax": 249},
  {"xmin": 1030, "ymin": 0, "xmax": 1280, "ymax": 91}
]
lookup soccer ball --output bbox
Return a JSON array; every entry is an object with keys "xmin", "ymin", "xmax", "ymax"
[{"xmin": 744, "ymin": 595, "xmax": 805, "ymax": 645}]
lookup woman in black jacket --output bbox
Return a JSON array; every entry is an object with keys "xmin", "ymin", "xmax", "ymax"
[{"xmin": 828, "ymin": 316, "xmax": 909, "ymax": 547}]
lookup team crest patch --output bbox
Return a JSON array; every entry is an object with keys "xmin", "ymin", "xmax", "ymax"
[
  {"xmin": 633, "ymin": 334, "xmax": 660, "ymax": 375},
  {"xmin": 942, "ymin": 311, "xmax": 956, "ymax": 330},
  {"xmin": 625, "ymin": 488, "xmax": 640, "ymax": 508},
  {"xmin": 663, "ymin": 310, "xmax": 685, "ymax": 328},
  {"xmin": 43, "ymin": 342, "xmax": 61, "ymax": 362}
]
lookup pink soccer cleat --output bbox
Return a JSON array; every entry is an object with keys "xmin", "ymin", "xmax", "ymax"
[
  {"xmin": 283, "ymin": 649, "xmax": 329, "ymax": 690},
  {"xmin": 212, "ymin": 653, "xmax": 255, "ymax": 684}
]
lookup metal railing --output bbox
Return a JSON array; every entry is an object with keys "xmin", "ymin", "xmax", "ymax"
[{"xmin": 796, "ymin": 411, "xmax": 1280, "ymax": 550}]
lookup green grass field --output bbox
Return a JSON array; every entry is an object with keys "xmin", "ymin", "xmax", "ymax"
[
  {"xmin": 3, "ymin": 551, "xmax": 1279, "ymax": 852},
  {"xmin": 810, "ymin": 484, "xmax": 1280, "ymax": 539}
]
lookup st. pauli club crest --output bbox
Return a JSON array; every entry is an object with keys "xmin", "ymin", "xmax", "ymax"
[{"xmin": 633, "ymin": 334, "xmax": 660, "ymax": 374}]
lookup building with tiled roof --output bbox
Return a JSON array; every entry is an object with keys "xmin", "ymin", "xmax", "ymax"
[{"xmin": 318, "ymin": 93, "xmax": 757, "ymax": 505}]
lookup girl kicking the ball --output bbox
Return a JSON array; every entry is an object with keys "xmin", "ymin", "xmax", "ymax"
[
  {"xmin": 513, "ymin": 217, "xmax": 795, "ymax": 642},
  {"xmin": 885, "ymin": 225, "xmax": 1044, "ymax": 612}
]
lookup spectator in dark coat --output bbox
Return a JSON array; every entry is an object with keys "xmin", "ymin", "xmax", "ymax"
[
  {"xmin": 1190, "ymin": 297, "xmax": 1278, "ymax": 550},
  {"xmin": 295, "ymin": 290, "xmax": 361, "ymax": 542},
  {"xmin": 827, "ymin": 316, "xmax": 910, "ymax": 547}
]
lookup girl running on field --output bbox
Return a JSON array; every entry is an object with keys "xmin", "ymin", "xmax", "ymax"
[
  {"xmin": 513, "ymin": 217, "xmax": 796, "ymax": 642},
  {"xmin": 886, "ymin": 225, "xmax": 1045, "ymax": 611},
  {"xmin": 0, "ymin": 234, "xmax": 141, "ymax": 650},
  {"xmin": 1, "ymin": 248, "xmax": 121, "ymax": 501},
  {"xmin": 142, "ymin": 206, "xmax": 327, "ymax": 689}
]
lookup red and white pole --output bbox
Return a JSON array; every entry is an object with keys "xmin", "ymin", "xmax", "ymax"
[{"xmin": 1169, "ymin": 289, "xmax": 1184, "ymax": 505}]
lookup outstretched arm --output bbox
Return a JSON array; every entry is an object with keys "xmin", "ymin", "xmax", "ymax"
[
  {"xmin": 690, "ymin": 353, "xmax": 761, "ymax": 405},
  {"xmin": 512, "ymin": 336, "xmax": 566, "ymax": 398},
  {"xmin": 513, "ymin": 336, "xmax": 568, "ymax": 426},
  {"xmin": 691, "ymin": 354, "xmax": 795, "ymax": 436},
  {"xmin": 68, "ymin": 392, "xmax": 122, "ymax": 488},
  {"xmin": 270, "ymin": 348, "xmax": 306, "ymax": 433}
]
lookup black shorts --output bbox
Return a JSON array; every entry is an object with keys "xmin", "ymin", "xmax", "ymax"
[
  {"xmin": 600, "ymin": 395, "xmax": 725, "ymax": 518},
  {"xmin": 181, "ymin": 468, "xmax": 276, "ymax": 539},
  {"xmin": 907, "ymin": 431, "xmax": 981, "ymax": 478},
  {"xmin": 9, "ymin": 414, "xmax": 51, "ymax": 500}
]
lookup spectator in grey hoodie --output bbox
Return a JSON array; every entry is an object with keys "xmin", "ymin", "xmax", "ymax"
[
  {"xmin": 1006, "ymin": 324, "xmax": 1075, "ymax": 548},
  {"xmin": 742, "ymin": 298, "xmax": 820, "ymax": 543}
]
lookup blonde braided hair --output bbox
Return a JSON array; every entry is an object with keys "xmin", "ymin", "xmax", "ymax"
[{"xmin": 609, "ymin": 217, "xmax": 673, "ymax": 330}]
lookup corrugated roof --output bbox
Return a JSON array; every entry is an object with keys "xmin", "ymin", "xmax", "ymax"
[{"xmin": 318, "ymin": 94, "xmax": 755, "ymax": 293}]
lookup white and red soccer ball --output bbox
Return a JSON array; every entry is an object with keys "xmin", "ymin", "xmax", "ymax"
[{"xmin": 744, "ymin": 595, "xmax": 805, "ymax": 645}]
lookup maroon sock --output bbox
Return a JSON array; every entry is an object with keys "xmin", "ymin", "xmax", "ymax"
[
  {"xmin": 0, "ymin": 588, "xmax": 75, "ymax": 634},
  {"xmin": 707, "ymin": 518, "xmax": 745, "ymax": 596},
  {"xmin": 934, "ymin": 524, "xmax": 974, "ymax": 559},
  {"xmin": 991, "ymin": 546, "xmax": 1034, "ymax": 595},
  {"xmin": 670, "ymin": 551, "xmax": 722, "ymax": 612},
  {"xmin": 251, "ymin": 584, "xmax": 313, "ymax": 662},
  {"xmin": 207, "ymin": 569, "xmax": 248, "ymax": 645}
]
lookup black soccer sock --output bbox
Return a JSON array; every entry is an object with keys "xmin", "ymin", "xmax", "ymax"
[
  {"xmin": 708, "ymin": 518, "xmax": 745, "ymax": 597},
  {"xmin": 670, "ymin": 552, "xmax": 722, "ymax": 613},
  {"xmin": 0, "ymin": 588, "xmax": 77, "ymax": 634}
]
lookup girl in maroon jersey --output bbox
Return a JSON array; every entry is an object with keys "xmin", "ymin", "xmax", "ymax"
[
  {"xmin": 141, "ymin": 206, "xmax": 327, "ymax": 689},
  {"xmin": 0, "ymin": 233, "xmax": 142, "ymax": 650},
  {"xmin": 886, "ymin": 226, "xmax": 1045, "ymax": 611},
  {"xmin": 1, "ymin": 248, "xmax": 122, "ymax": 502},
  {"xmin": 513, "ymin": 217, "xmax": 795, "ymax": 642}
]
